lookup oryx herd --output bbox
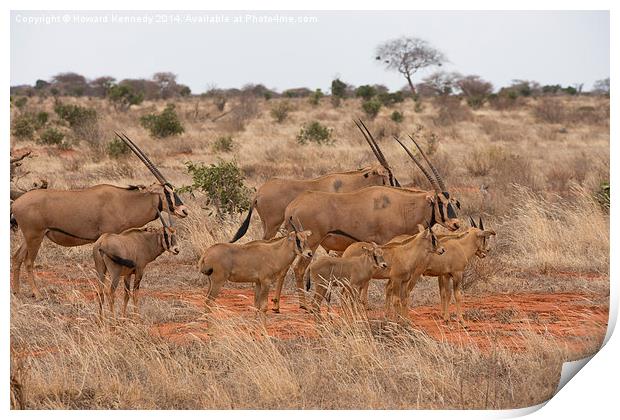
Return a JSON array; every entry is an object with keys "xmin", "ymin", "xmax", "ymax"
[{"xmin": 10, "ymin": 120, "xmax": 496, "ymax": 328}]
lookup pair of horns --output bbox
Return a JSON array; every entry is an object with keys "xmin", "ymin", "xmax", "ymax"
[
  {"xmin": 156, "ymin": 208, "xmax": 175, "ymax": 228},
  {"xmin": 289, "ymin": 216, "xmax": 304, "ymax": 233},
  {"xmin": 469, "ymin": 216, "xmax": 484, "ymax": 230},
  {"xmin": 115, "ymin": 132, "xmax": 169, "ymax": 186},
  {"xmin": 354, "ymin": 119, "xmax": 400, "ymax": 187},
  {"xmin": 392, "ymin": 133, "xmax": 446, "ymax": 192}
]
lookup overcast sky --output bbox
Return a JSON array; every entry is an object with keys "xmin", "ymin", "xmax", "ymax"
[{"xmin": 10, "ymin": 10, "xmax": 609, "ymax": 93}]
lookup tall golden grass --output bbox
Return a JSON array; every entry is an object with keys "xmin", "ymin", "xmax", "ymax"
[{"xmin": 10, "ymin": 94, "xmax": 609, "ymax": 409}]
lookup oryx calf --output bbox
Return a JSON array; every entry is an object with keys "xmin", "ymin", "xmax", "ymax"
[
  {"xmin": 342, "ymin": 225, "xmax": 445, "ymax": 318},
  {"xmin": 305, "ymin": 242, "xmax": 388, "ymax": 315},
  {"xmin": 410, "ymin": 217, "xmax": 496, "ymax": 324},
  {"xmin": 92, "ymin": 211, "xmax": 179, "ymax": 318},
  {"xmin": 198, "ymin": 219, "xmax": 313, "ymax": 326}
]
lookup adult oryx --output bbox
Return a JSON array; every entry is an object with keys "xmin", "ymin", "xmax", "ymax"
[
  {"xmin": 11, "ymin": 133, "xmax": 189, "ymax": 299},
  {"xmin": 273, "ymin": 130, "xmax": 462, "ymax": 312},
  {"xmin": 230, "ymin": 120, "xmax": 399, "ymax": 242}
]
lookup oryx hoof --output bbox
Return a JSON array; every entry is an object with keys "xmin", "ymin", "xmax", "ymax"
[
  {"xmin": 271, "ymin": 308, "xmax": 281, "ymax": 314},
  {"xmin": 299, "ymin": 304, "xmax": 308, "ymax": 311}
]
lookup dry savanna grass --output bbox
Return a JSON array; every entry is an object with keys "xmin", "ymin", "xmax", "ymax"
[{"xmin": 10, "ymin": 94, "xmax": 609, "ymax": 409}]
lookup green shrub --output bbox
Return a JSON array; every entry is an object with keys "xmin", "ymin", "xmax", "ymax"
[
  {"xmin": 331, "ymin": 78, "xmax": 347, "ymax": 99},
  {"xmin": 377, "ymin": 91, "xmax": 404, "ymax": 106},
  {"xmin": 466, "ymin": 96, "xmax": 486, "ymax": 110},
  {"xmin": 108, "ymin": 84, "xmax": 144, "ymax": 111},
  {"xmin": 11, "ymin": 114, "xmax": 35, "ymax": 139},
  {"xmin": 212, "ymin": 135, "xmax": 234, "ymax": 153},
  {"xmin": 361, "ymin": 99, "xmax": 382, "ymax": 119},
  {"xmin": 390, "ymin": 110, "xmax": 404, "ymax": 123},
  {"xmin": 14, "ymin": 96, "xmax": 28, "ymax": 110},
  {"xmin": 270, "ymin": 101, "xmax": 292, "ymax": 123},
  {"xmin": 38, "ymin": 128, "xmax": 65, "ymax": 145},
  {"xmin": 54, "ymin": 103, "xmax": 97, "ymax": 128},
  {"xmin": 34, "ymin": 111, "xmax": 49, "ymax": 129},
  {"xmin": 106, "ymin": 137, "xmax": 131, "ymax": 159},
  {"xmin": 140, "ymin": 104, "xmax": 185, "ymax": 138},
  {"xmin": 180, "ymin": 160, "xmax": 252, "ymax": 216},
  {"xmin": 355, "ymin": 85, "xmax": 377, "ymax": 101},
  {"xmin": 309, "ymin": 89, "xmax": 324, "ymax": 106},
  {"xmin": 595, "ymin": 181, "xmax": 610, "ymax": 211},
  {"xmin": 297, "ymin": 121, "xmax": 334, "ymax": 145}
]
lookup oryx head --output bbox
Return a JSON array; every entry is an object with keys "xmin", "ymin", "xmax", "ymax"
[
  {"xmin": 362, "ymin": 242, "xmax": 389, "ymax": 269},
  {"xmin": 157, "ymin": 209, "xmax": 180, "ymax": 255},
  {"xmin": 288, "ymin": 217, "xmax": 313, "ymax": 259},
  {"xmin": 116, "ymin": 132, "xmax": 189, "ymax": 218},
  {"xmin": 359, "ymin": 164, "xmax": 391, "ymax": 186},
  {"xmin": 355, "ymin": 119, "xmax": 400, "ymax": 187},
  {"xmin": 418, "ymin": 224, "xmax": 446, "ymax": 255},
  {"xmin": 468, "ymin": 216, "xmax": 496, "ymax": 258},
  {"xmin": 393, "ymin": 134, "xmax": 461, "ymax": 231}
]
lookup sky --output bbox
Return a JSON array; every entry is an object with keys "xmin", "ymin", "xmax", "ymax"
[{"xmin": 10, "ymin": 10, "xmax": 610, "ymax": 93}]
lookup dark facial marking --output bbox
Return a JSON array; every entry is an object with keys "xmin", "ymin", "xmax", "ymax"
[
  {"xmin": 447, "ymin": 203, "xmax": 457, "ymax": 219},
  {"xmin": 438, "ymin": 201, "xmax": 446, "ymax": 222}
]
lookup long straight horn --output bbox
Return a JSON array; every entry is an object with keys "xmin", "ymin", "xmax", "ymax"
[
  {"xmin": 121, "ymin": 132, "xmax": 168, "ymax": 183},
  {"xmin": 354, "ymin": 120, "xmax": 383, "ymax": 166},
  {"xmin": 356, "ymin": 119, "xmax": 401, "ymax": 187},
  {"xmin": 156, "ymin": 208, "xmax": 169, "ymax": 227},
  {"xmin": 479, "ymin": 217, "xmax": 484, "ymax": 231},
  {"xmin": 469, "ymin": 216, "xmax": 477, "ymax": 228},
  {"xmin": 288, "ymin": 216, "xmax": 299, "ymax": 232},
  {"xmin": 393, "ymin": 136, "xmax": 440, "ymax": 191},
  {"xmin": 408, "ymin": 134, "xmax": 447, "ymax": 192},
  {"xmin": 115, "ymin": 132, "xmax": 167, "ymax": 184}
]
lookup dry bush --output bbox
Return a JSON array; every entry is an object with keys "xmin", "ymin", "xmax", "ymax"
[
  {"xmin": 465, "ymin": 145, "xmax": 507, "ymax": 177},
  {"xmin": 221, "ymin": 95, "xmax": 260, "ymax": 132},
  {"xmin": 498, "ymin": 185, "xmax": 609, "ymax": 273},
  {"xmin": 533, "ymin": 98, "xmax": 566, "ymax": 124},
  {"xmin": 11, "ymin": 298, "xmax": 568, "ymax": 409},
  {"xmin": 431, "ymin": 97, "xmax": 473, "ymax": 126}
]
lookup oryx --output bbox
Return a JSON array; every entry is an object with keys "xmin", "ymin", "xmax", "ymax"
[{"xmin": 11, "ymin": 133, "xmax": 189, "ymax": 299}]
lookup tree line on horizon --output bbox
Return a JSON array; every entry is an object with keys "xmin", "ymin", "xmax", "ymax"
[{"xmin": 10, "ymin": 36, "xmax": 610, "ymax": 110}]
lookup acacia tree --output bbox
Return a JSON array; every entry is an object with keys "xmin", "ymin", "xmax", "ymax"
[
  {"xmin": 416, "ymin": 71, "xmax": 462, "ymax": 97},
  {"xmin": 375, "ymin": 37, "xmax": 446, "ymax": 96}
]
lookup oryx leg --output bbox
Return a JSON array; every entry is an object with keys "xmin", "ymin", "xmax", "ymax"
[
  {"xmin": 261, "ymin": 216, "xmax": 283, "ymax": 240},
  {"xmin": 11, "ymin": 242, "xmax": 28, "ymax": 296},
  {"xmin": 106, "ymin": 265, "xmax": 123, "ymax": 318},
  {"xmin": 271, "ymin": 269, "xmax": 289, "ymax": 313},
  {"xmin": 23, "ymin": 235, "xmax": 44, "ymax": 299},
  {"xmin": 205, "ymin": 275, "xmax": 224, "ymax": 313},
  {"xmin": 93, "ymin": 250, "xmax": 108, "ymax": 318},
  {"xmin": 452, "ymin": 272, "xmax": 465, "ymax": 325},
  {"xmin": 293, "ymin": 253, "xmax": 313, "ymax": 310},
  {"xmin": 359, "ymin": 278, "xmax": 371, "ymax": 308},
  {"xmin": 256, "ymin": 280, "xmax": 270, "ymax": 329},
  {"xmin": 132, "ymin": 270, "xmax": 144, "ymax": 316},
  {"xmin": 438, "ymin": 275, "xmax": 451, "ymax": 323},
  {"xmin": 310, "ymin": 276, "xmax": 329, "ymax": 316}
]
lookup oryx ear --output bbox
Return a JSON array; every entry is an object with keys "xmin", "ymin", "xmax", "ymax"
[
  {"xmin": 303, "ymin": 230, "xmax": 312, "ymax": 237},
  {"xmin": 417, "ymin": 224, "xmax": 426, "ymax": 234},
  {"xmin": 477, "ymin": 230, "xmax": 496, "ymax": 238},
  {"xmin": 425, "ymin": 194, "xmax": 435, "ymax": 204}
]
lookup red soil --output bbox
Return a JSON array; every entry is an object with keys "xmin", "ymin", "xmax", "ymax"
[{"xmin": 14, "ymin": 268, "xmax": 608, "ymax": 354}]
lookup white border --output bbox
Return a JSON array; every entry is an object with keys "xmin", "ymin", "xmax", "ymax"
[{"xmin": 3, "ymin": 1, "xmax": 616, "ymax": 419}]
